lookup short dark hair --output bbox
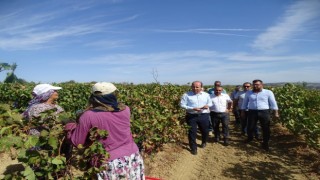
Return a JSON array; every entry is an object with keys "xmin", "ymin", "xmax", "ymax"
[
  {"xmin": 243, "ymin": 82, "xmax": 251, "ymax": 86},
  {"xmin": 214, "ymin": 81, "xmax": 221, "ymax": 86},
  {"xmin": 252, "ymin": 79, "xmax": 263, "ymax": 84}
]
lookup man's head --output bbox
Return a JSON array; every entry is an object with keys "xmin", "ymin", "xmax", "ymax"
[
  {"xmin": 242, "ymin": 82, "xmax": 251, "ymax": 92},
  {"xmin": 252, "ymin": 79, "xmax": 263, "ymax": 92},
  {"xmin": 214, "ymin": 86, "xmax": 223, "ymax": 96},
  {"xmin": 191, "ymin": 81, "xmax": 203, "ymax": 94},
  {"xmin": 214, "ymin": 81, "xmax": 221, "ymax": 87},
  {"xmin": 235, "ymin": 85, "xmax": 241, "ymax": 91}
]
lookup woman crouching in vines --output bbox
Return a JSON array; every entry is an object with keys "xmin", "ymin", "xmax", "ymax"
[
  {"xmin": 65, "ymin": 82, "xmax": 145, "ymax": 180},
  {"xmin": 22, "ymin": 84, "xmax": 64, "ymax": 135}
]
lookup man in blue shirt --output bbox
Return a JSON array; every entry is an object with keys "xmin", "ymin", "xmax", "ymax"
[
  {"xmin": 230, "ymin": 85, "xmax": 241, "ymax": 125},
  {"xmin": 207, "ymin": 80, "xmax": 227, "ymax": 95},
  {"xmin": 241, "ymin": 79, "xmax": 279, "ymax": 151},
  {"xmin": 180, "ymin": 81, "xmax": 212, "ymax": 155},
  {"xmin": 235, "ymin": 82, "xmax": 259, "ymax": 137}
]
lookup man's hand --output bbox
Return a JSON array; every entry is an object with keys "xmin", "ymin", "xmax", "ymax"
[
  {"xmin": 274, "ymin": 111, "xmax": 279, "ymax": 118},
  {"xmin": 193, "ymin": 107, "xmax": 202, "ymax": 112},
  {"xmin": 241, "ymin": 110, "xmax": 245, "ymax": 119},
  {"xmin": 201, "ymin": 105, "xmax": 209, "ymax": 109}
]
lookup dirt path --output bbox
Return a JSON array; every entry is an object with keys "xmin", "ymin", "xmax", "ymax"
[{"xmin": 145, "ymin": 120, "xmax": 320, "ymax": 180}]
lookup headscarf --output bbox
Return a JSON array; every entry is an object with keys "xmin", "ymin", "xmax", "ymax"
[
  {"xmin": 23, "ymin": 89, "xmax": 56, "ymax": 119},
  {"xmin": 88, "ymin": 93, "xmax": 126, "ymax": 112}
]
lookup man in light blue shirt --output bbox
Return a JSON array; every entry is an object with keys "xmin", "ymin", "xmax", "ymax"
[
  {"xmin": 241, "ymin": 79, "xmax": 279, "ymax": 151},
  {"xmin": 235, "ymin": 82, "xmax": 259, "ymax": 137},
  {"xmin": 180, "ymin": 81, "xmax": 212, "ymax": 155}
]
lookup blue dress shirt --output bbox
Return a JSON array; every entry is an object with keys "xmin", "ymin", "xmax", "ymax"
[
  {"xmin": 241, "ymin": 89, "xmax": 278, "ymax": 110},
  {"xmin": 180, "ymin": 91, "xmax": 212, "ymax": 114}
]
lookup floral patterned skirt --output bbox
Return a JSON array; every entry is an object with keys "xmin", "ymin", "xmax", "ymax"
[{"xmin": 97, "ymin": 152, "xmax": 145, "ymax": 180}]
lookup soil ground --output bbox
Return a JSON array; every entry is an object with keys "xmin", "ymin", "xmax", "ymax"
[
  {"xmin": 144, "ymin": 118, "xmax": 320, "ymax": 180},
  {"xmin": 1, "ymin": 117, "xmax": 320, "ymax": 180}
]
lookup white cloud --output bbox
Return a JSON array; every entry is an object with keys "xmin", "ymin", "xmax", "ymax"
[
  {"xmin": 0, "ymin": 2, "xmax": 138, "ymax": 50},
  {"xmin": 154, "ymin": 28, "xmax": 258, "ymax": 37},
  {"xmin": 252, "ymin": 0, "xmax": 320, "ymax": 51}
]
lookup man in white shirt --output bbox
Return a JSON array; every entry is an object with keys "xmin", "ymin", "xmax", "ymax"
[
  {"xmin": 209, "ymin": 86, "xmax": 233, "ymax": 146},
  {"xmin": 180, "ymin": 81, "xmax": 212, "ymax": 155}
]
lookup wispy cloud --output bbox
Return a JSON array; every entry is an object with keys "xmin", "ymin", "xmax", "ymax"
[
  {"xmin": 225, "ymin": 52, "xmax": 320, "ymax": 62},
  {"xmin": 59, "ymin": 50, "xmax": 320, "ymax": 69},
  {"xmin": 0, "ymin": 2, "xmax": 138, "ymax": 50},
  {"xmin": 252, "ymin": 0, "xmax": 320, "ymax": 51},
  {"xmin": 85, "ymin": 39, "xmax": 132, "ymax": 49},
  {"xmin": 154, "ymin": 28, "xmax": 258, "ymax": 37}
]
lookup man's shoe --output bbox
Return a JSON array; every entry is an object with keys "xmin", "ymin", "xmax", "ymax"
[
  {"xmin": 200, "ymin": 143, "xmax": 207, "ymax": 148},
  {"xmin": 223, "ymin": 140, "xmax": 229, "ymax": 146},
  {"xmin": 255, "ymin": 136, "xmax": 261, "ymax": 141},
  {"xmin": 214, "ymin": 138, "xmax": 220, "ymax": 142},
  {"xmin": 191, "ymin": 149, "xmax": 197, "ymax": 155},
  {"xmin": 261, "ymin": 143, "xmax": 269, "ymax": 151},
  {"xmin": 244, "ymin": 138, "xmax": 253, "ymax": 144}
]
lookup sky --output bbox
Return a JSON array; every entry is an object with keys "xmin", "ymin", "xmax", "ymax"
[{"xmin": 0, "ymin": 0, "xmax": 320, "ymax": 85}]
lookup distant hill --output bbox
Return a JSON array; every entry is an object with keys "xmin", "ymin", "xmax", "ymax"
[{"xmin": 265, "ymin": 82, "xmax": 320, "ymax": 89}]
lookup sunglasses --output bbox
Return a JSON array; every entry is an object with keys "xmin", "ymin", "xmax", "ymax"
[{"xmin": 244, "ymin": 86, "xmax": 250, "ymax": 88}]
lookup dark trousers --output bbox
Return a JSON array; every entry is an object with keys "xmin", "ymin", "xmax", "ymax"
[
  {"xmin": 240, "ymin": 110, "xmax": 259, "ymax": 136},
  {"xmin": 210, "ymin": 112, "xmax": 229, "ymax": 139},
  {"xmin": 233, "ymin": 107, "xmax": 240, "ymax": 124},
  {"xmin": 186, "ymin": 113, "xmax": 210, "ymax": 151},
  {"xmin": 247, "ymin": 110, "xmax": 270, "ymax": 144}
]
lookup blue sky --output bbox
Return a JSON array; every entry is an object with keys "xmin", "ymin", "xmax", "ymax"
[{"xmin": 0, "ymin": 0, "xmax": 319, "ymax": 85}]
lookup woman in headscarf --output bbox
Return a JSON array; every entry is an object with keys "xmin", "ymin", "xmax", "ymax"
[
  {"xmin": 65, "ymin": 82, "xmax": 145, "ymax": 180},
  {"xmin": 23, "ymin": 83, "xmax": 64, "ymax": 135}
]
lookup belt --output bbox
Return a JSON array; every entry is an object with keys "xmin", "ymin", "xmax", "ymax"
[
  {"xmin": 211, "ymin": 111, "xmax": 226, "ymax": 114},
  {"xmin": 248, "ymin": 109, "xmax": 269, "ymax": 111},
  {"xmin": 187, "ymin": 113, "xmax": 208, "ymax": 116}
]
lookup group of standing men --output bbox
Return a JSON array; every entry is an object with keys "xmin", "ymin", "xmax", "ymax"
[{"xmin": 180, "ymin": 80, "xmax": 279, "ymax": 155}]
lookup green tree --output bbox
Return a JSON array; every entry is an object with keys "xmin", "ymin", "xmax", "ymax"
[
  {"xmin": 0, "ymin": 62, "xmax": 11, "ymax": 72},
  {"xmin": 1, "ymin": 62, "xmax": 26, "ymax": 83}
]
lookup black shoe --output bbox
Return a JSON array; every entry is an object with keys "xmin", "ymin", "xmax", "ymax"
[
  {"xmin": 255, "ymin": 136, "xmax": 261, "ymax": 141},
  {"xmin": 200, "ymin": 143, "xmax": 207, "ymax": 148},
  {"xmin": 244, "ymin": 138, "xmax": 253, "ymax": 144},
  {"xmin": 223, "ymin": 140, "xmax": 229, "ymax": 146},
  {"xmin": 191, "ymin": 149, "xmax": 197, "ymax": 155},
  {"xmin": 261, "ymin": 143, "xmax": 269, "ymax": 151},
  {"xmin": 214, "ymin": 138, "xmax": 220, "ymax": 142}
]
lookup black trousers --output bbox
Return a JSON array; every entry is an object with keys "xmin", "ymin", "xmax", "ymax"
[
  {"xmin": 210, "ymin": 112, "xmax": 230, "ymax": 139},
  {"xmin": 186, "ymin": 113, "xmax": 210, "ymax": 151},
  {"xmin": 247, "ymin": 110, "xmax": 270, "ymax": 144}
]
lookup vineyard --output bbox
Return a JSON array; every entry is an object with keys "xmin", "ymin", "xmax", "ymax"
[{"xmin": 0, "ymin": 82, "xmax": 319, "ymax": 179}]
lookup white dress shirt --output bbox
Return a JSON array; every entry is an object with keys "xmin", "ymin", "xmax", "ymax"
[{"xmin": 209, "ymin": 93, "xmax": 232, "ymax": 112}]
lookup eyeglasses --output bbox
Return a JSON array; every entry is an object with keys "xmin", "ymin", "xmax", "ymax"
[{"xmin": 244, "ymin": 86, "xmax": 250, "ymax": 88}]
